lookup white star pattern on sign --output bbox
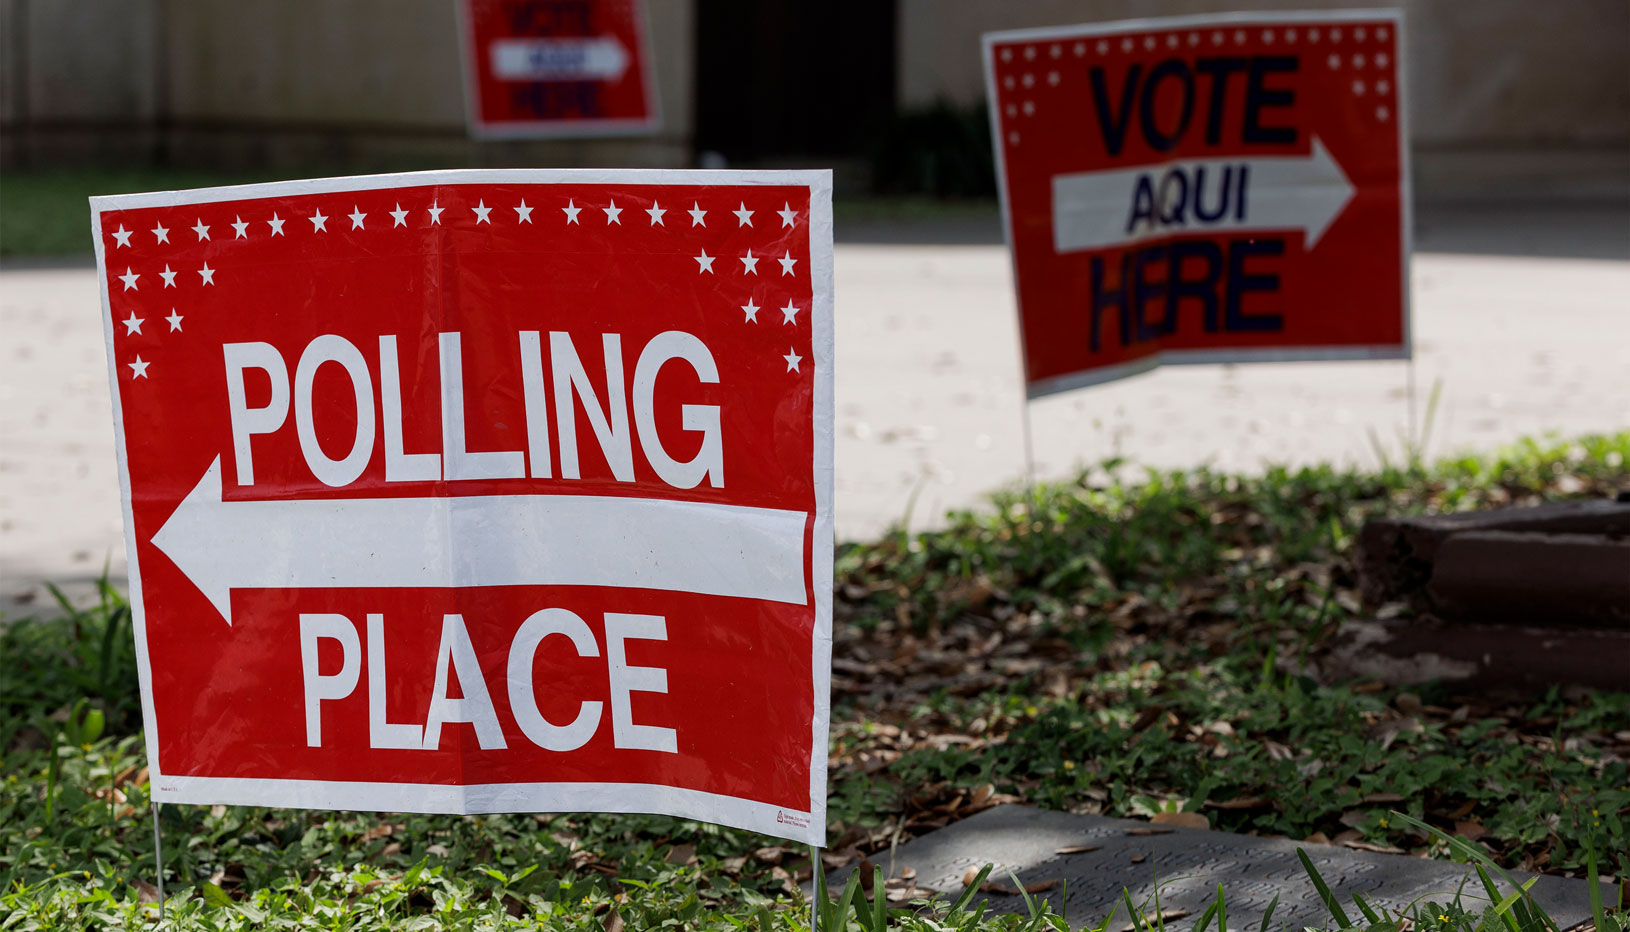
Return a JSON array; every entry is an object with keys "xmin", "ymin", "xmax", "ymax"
[
  {"xmin": 119, "ymin": 267, "xmax": 140, "ymax": 291},
  {"xmin": 268, "ymin": 212, "xmax": 286, "ymax": 236},
  {"xmin": 391, "ymin": 203, "xmax": 410, "ymax": 226},
  {"xmin": 783, "ymin": 348, "xmax": 802, "ymax": 373},
  {"xmin": 779, "ymin": 252, "xmax": 797, "ymax": 276},
  {"xmin": 160, "ymin": 265, "xmax": 177, "ymax": 288},
  {"xmin": 231, "ymin": 216, "xmax": 249, "ymax": 238},
  {"xmin": 740, "ymin": 250, "xmax": 759, "ymax": 274},
  {"xmin": 513, "ymin": 200, "xmax": 533, "ymax": 224},
  {"xmin": 472, "ymin": 201, "xmax": 492, "ymax": 224},
  {"xmin": 604, "ymin": 201, "xmax": 622, "ymax": 224},
  {"xmin": 647, "ymin": 201, "xmax": 666, "ymax": 225},
  {"xmin": 310, "ymin": 209, "xmax": 328, "ymax": 232},
  {"xmin": 123, "ymin": 311, "xmax": 144, "ymax": 334},
  {"xmin": 152, "ymin": 223, "xmax": 169, "ymax": 244},
  {"xmin": 165, "ymin": 310, "xmax": 184, "ymax": 332},
  {"xmin": 128, "ymin": 356, "xmax": 150, "ymax": 379},
  {"xmin": 198, "ymin": 263, "xmax": 215, "ymax": 286},
  {"xmin": 112, "ymin": 225, "xmax": 133, "ymax": 248},
  {"xmin": 778, "ymin": 203, "xmax": 797, "ymax": 227},
  {"xmin": 689, "ymin": 202, "xmax": 706, "ymax": 227},
  {"xmin": 562, "ymin": 200, "xmax": 581, "ymax": 224},
  {"xmin": 741, "ymin": 297, "xmax": 759, "ymax": 322},
  {"xmin": 349, "ymin": 207, "xmax": 366, "ymax": 229},
  {"xmin": 781, "ymin": 300, "xmax": 799, "ymax": 324},
  {"xmin": 733, "ymin": 203, "xmax": 753, "ymax": 226},
  {"xmin": 428, "ymin": 202, "xmax": 444, "ymax": 225},
  {"xmin": 694, "ymin": 249, "xmax": 715, "ymax": 274},
  {"xmin": 192, "ymin": 219, "xmax": 210, "ymax": 241}
]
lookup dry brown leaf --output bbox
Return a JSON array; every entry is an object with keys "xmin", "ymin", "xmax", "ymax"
[
  {"xmin": 1150, "ymin": 812, "xmax": 1209, "ymax": 829},
  {"xmin": 1302, "ymin": 832, "xmax": 1333, "ymax": 845},
  {"xmin": 601, "ymin": 908, "xmax": 625, "ymax": 932},
  {"xmin": 1123, "ymin": 827, "xmax": 1173, "ymax": 836},
  {"xmin": 1341, "ymin": 839, "xmax": 1405, "ymax": 854},
  {"xmin": 969, "ymin": 783, "xmax": 995, "ymax": 808},
  {"xmin": 134, "ymin": 880, "xmax": 160, "ymax": 904},
  {"xmin": 1455, "ymin": 821, "xmax": 1488, "ymax": 841},
  {"xmin": 857, "ymin": 859, "xmax": 876, "ymax": 891},
  {"xmin": 1362, "ymin": 792, "xmax": 1406, "ymax": 804},
  {"xmin": 1055, "ymin": 844, "xmax": 1102, "ymax": 855},
  {"xmin": 664, "ymin": 844, "xmax": 697, "ymax": 866},
  {"xmin": 1206, "ymin": 796, "xmax": 1269, "ymax": 810},
  {"xmin": 1129, "ymin": 852, "xmax": 1147, "ymax": 864},
  {"xmin": 753, "ymin": 845, "xmax": 790, "ymax": 865},
  {"xmin": 770, "ymin": 866, "xmax": 802, "ymax": 898}
]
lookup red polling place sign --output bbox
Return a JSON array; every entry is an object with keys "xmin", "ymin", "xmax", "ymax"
[
  {"xmin": 91, "ymin": 169, "xmax": 834, "ymax": 844},
  {"xmin": 459, "ymin": 0, "xmax": 658, "ymax": 137},
  {"xmin": 984, "ymin": 11, "xmax": 1410, "ymax": 396}
]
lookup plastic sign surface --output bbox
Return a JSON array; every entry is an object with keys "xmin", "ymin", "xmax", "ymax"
[
  {"xmin": 984, "ymin": 11, "xmax": 1410, "ymax": 397},
  {"xmin": 459, "ymin": 0, "xmax": 659, "ymax": 138},
  {"xmin": 91, "ymin": 169, "xmax": 834, "ymax": 844}
]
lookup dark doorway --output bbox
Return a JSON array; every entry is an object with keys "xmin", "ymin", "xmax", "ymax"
[{"xmin": 693, "ymin": 1, "xmax": 898, "ymax": 164}]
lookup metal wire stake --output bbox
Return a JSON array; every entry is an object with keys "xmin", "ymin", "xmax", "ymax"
[
  {"xmin": 809, "ymin": 843, "xmax": 825, "ymax": 931},
  {"xmin": 151, "ymin": 801, "xmax": 165, "ymax": 921}
]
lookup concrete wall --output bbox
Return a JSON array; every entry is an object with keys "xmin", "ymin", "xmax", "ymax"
[
  {"xmin": 1, "ymin": 0, "xmax": 695, "ymax": 169},
  {"xmin": 896, "ymin": 0, "xmax": 1630, "ymax": 197}
]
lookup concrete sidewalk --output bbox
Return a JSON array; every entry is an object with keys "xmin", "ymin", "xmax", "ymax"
[{"xmin": 2, "ymin": 204, "xmax": 1627, "ymax": 609}]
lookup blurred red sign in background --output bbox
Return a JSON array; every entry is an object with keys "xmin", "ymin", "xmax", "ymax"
[
  {"xmin": 985, "ymin": 11, "xmax": 1410, "ymax": 396},
  {"xmin": 460, "ymin": 0, "xmax": 659, "ymax": 138}
]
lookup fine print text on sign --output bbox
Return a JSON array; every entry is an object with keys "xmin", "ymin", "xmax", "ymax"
[
  {"xmin": 984, "ymin": 10, "xmax": 1410, "ymax": 396},
  {"xmin": 91, "ymin": 169, "xmax": 834, "ymax": 845},
  {"xmin": 459, "ymin": 0, "xmax": 659, "ymax": 138}
]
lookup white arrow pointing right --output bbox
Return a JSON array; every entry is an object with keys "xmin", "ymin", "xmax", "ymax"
[
  {"xmin": 150, "ymin": 458, "xmax": 809, "ymax": 625},
  {"xmin": 1051, "ymin": 136, "xmax": 1355, "ymax": 253}
]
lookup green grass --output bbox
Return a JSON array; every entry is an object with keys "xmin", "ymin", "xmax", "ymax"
[
  {"xmin": 0, "ymin": 167, "xmax": 1004, "ymax": 257},
  {"xmin": 1, "ymin": 168, "xmax": 304, "ymax": 257},
  {"xmin": 3, "ymin": 434, "xmax": 1627, "ymax": 928}
]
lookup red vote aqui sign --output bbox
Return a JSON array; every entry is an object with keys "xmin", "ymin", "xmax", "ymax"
[
  {"xmin": 91, "ymin": 169, "xmax": 834, "ymax": 844},
  {"xmin": 984, "ymin": 11, "xmax": 1411, "ymax": 397},
  {"xmin": 459, "ymin": 0, "xmax": 659, "ymax": 138}
]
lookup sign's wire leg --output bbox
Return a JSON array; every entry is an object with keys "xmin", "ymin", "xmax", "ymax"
[
  {"xmin": 151, "ymin": 800, "xmax": 165, "ymax": 921},
  {"xmin": 809, "ymin": 843, "xmax": 826, "ymax": 931},
  {"xmin": 1020, "ymin": 400, "xmax": 1040, "ymax": 526},
  {"xmin": 1406, "ymin": 354, "xmax": 1420, "ymax": 464}
]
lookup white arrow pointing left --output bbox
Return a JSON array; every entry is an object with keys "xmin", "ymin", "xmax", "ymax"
[
  {"xmin": 1051, "ymin": 136, "xmax": 1354, "ymax": 253},
  {"xmin": 150, "ymin": 458, "xmax": 808, "ymax": 625},
  {"xmin": 490, "ymin": 37, "xmax": 631, "ymax": 82}
]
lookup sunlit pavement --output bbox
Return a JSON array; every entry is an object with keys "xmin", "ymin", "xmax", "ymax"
[{"xmin": 2, "ymin": 203, "xmax": 1627, "ymax": 608}]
